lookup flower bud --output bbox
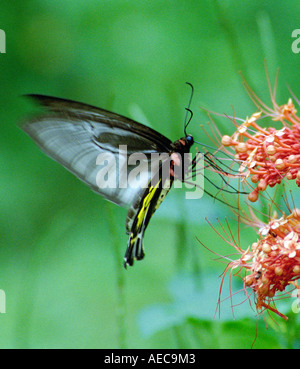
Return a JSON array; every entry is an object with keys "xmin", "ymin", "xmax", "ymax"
[{"xmin": 221, "ymin": 135, "xmax": 232, "ymax": 146}]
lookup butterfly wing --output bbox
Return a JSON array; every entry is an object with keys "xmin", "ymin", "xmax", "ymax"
[
  {"xmin": 124, "ymin": 162, "xmax": 174, "ymax": 267},
  {"xmin": 21, "ymin": 94, "xmax": 173, "ymax": 207}
]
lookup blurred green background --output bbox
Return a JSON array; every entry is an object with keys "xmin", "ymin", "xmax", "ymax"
[{"xmin": 1, "ymin": 0, "xmax": 300, "ymax": 349}]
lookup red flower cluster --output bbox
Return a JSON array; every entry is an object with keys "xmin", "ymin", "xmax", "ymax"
[
  {"xmin": 221, "ymin": 99, "xmax": 300, "ymax": 202},
  {"xmin": 202, "ymin": 70, "xmax": 300, "ymax": 321},
  {"xmin": 216, "ymin": 208, "xmax": 300, "ymax": 320}
]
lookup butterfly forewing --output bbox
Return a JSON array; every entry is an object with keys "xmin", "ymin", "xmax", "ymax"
[
  {"xmin": 26, "ymin": 95, "xmax": 172, "ymax": 152},
  {"xmin": 22, "ymin": 95, "xmax": 173, "ymax": 207}
]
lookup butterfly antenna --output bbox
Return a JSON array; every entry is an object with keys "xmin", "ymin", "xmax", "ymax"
[
  {"xmin": 184, "ymin": 82, "xmax": 194, "ymax": 136},
  {"xmin": 183, "ymin": 84, "xmax": 243, "ymax": 183}
]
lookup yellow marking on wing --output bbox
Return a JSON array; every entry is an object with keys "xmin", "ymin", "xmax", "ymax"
[
  {"xmin": 135, "ymin": 179, "xmax": 161, "ymax": 230},
  {"xmin": 128, "ymin": 180, "xmax": 162, "ymax": 246}
]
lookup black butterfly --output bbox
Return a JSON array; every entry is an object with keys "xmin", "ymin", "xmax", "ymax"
[{"xmin": 21, "ymin": 87, "xmax": 236, "ymax": 267}]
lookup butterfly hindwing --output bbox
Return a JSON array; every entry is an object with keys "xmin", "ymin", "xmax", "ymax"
[{"xmin": 124, "ymin": 164, "xmax": 174, "ymax": 267}]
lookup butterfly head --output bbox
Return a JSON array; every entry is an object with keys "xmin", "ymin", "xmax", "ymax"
[
  {"xmin": 186, "ymin": 134, "xmax": 194, "ymax": 146},
  {"xmin": 180, "ymin": 133, "xmax": 194, "ymax": 150},
  {"xmin": 172, "ymin": 133, "xmax": 194, "ymax": 153}
]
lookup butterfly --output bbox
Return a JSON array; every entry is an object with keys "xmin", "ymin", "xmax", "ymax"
[{"xmin": 21, "ymin": 85, "xmax": 236, "ymax": 267}]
